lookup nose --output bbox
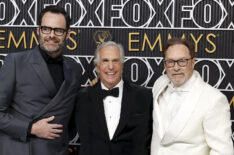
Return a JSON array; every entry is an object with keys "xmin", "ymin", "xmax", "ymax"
[
  {"xmin": 49, "ymin": 30, "xmax": 56, "ymax": 38},
  {"xmin": 173, "ymin": 62, "xmax": 180, "ymax": 71},
  {"xmin": 108, "ymin": 61, "xmax": 114, "ymax": 69}
]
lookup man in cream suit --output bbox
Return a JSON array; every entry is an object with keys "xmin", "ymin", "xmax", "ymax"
[{"xmin": 151, "ymin": 38, "xmax": 234, "ymax": 155}]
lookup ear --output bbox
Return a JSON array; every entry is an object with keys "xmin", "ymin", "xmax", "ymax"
[
  {"xmin": 95, "ymin": 65, "xmax": 100, "ymax": 74},
  {"xmin": 163, "ymin": 61, "xmax": 167, "ymax": 69},
  {"xmin": 191, "ymin": 57, "xmax": 195, "ymax": 68},
  {"xmin": 37, "ymin": 26, "xmax": 40, "ymax": 35},
  {"xmin": 65, "ymin": 29, "xmax": 71, "ymax": 40}
]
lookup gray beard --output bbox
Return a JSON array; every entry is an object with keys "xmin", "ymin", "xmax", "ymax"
[{"xmin": 39, "ymin": 37, "xmax": 64, "ymax": 54}]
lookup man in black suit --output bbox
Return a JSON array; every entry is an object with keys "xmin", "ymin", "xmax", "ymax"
[
  {"xmin": 75, "ymin": 41, "xmax": 152, "ymax": 155},
  {"xmin": 0, "ymin": 6, "xmax": 82, "ymax": 155}
]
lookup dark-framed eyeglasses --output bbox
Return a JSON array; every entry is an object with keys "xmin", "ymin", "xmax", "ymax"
[
  {"xmin": 164, "ymin": 58, "xmax": 193, "ymax": 68},
  {"xmin": 40, "ymin": 26, "xmax": 67, "ymax": 36}
]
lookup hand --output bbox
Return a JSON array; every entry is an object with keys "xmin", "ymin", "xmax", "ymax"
[
  {"xmin": 88, "ymin": 77, "xmax": 99, "ymax": 87},
  {"xmin": 31, "ymin": 116, "xmax": 63, "ymax": 139}
]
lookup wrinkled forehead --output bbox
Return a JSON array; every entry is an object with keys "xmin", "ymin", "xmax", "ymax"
[{"xmin": 99, "ymin": 46, "xmax": 121, "ymax": 57}]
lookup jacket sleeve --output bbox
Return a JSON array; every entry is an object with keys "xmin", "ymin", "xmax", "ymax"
[
  {"xmin": 203, "ymin": 92, "xmax": 234, "ymax": 155},
  {"xmin": 0, "ymin": 54, "xmax": 30, "ymax": 142}
]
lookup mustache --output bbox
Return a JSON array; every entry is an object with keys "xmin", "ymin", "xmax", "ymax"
[
  {"xmin": 171, "ymin": 71, "xmax": 184, "ymax": 75},
  {"xmin": 44, "ymin": 37, "xmax": 60, "ymax": 43}
]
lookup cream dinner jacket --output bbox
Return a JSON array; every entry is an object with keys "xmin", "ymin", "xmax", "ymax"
[{"xmin": 151, "ymin": 71, "xmax": 234, "ymax": 155}]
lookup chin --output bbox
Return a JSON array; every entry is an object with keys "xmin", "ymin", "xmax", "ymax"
[
  {"xmin": 172, "ymin": 79, "xmax": 186, "ymax": 87},
  {"xmin": 107, "ymin": 81, "xmax": 117, "ymax": 86}
]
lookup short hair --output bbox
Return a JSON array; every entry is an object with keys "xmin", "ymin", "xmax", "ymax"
[
  {"xmin": 38, "ymin": 5, "xmax": 71, "ymax": 29},
  {"xmin": 93, "ymin": 41, "xmax": 125, "ymax": 66},
  {"xmin": 163, "ymin": 38, "xmax": 195, "ymax": 59}
]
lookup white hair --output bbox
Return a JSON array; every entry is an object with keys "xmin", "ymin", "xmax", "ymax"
[{"xmin": 93, "ymin": 41, "xmax": 125, "ymax": 66}]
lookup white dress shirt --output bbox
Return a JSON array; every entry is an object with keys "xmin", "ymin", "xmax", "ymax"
[
  {"xmin": 101, "ymin": 79, "xmax": 123, "ymax": 140},
  {"xmin": 158, "ymin": 73, "xmax": 196, "ymax": 136}
]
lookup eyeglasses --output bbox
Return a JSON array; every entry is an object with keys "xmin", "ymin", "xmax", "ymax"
[
  {"xmin": 164, "ymin": 58, "xmax": 193, "ymax": 68},
  {"xmin": 40, "ymin": 26, "xmax": 67, "ymax": 36}
]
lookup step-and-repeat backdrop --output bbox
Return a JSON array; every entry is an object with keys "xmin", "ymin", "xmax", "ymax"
[{"xmin": 0, "ymin": 0, "xmax": 233, "ymax": 151}]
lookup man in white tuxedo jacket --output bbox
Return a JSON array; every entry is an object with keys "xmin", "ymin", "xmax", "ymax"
[{"xmin": 151, "ymin": 38, "xmax": 234, "ymax": 155}]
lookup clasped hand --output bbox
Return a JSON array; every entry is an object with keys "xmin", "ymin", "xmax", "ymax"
[{"xmin": 31, "ymin": 116, "xmax": 63, "ymax": 139}]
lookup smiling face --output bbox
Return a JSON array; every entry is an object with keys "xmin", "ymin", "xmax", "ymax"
[
  {"xmin": 37, "ymin": 12, "xmax": 70, "ymax": 58},
  {"xmin": 96, "ymin": 45, "xmax": 123, "ymax": 89},
  {"xmin": 164, "ymin": 44, "xmax": 195, "ymax": 87}
]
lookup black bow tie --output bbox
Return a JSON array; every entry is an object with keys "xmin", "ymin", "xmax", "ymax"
[{"xmin": 101, "ymin": 87, "xmax": 119, "ymax": 99}]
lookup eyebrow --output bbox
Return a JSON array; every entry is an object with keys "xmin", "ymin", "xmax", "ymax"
[
  {"xmin": 165, "ymin": 57, "xmax": 189, "ymax": 60},
  {"xmin": 101, "ymin": 58, "xmax": 120, "ymax": 61}
]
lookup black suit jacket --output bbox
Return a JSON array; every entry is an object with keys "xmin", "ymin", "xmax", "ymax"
[
  {"xmin": 0, "ymin": 47, "xmax": 82, "ymax": 155},
  {"xmin": 75, "ymin": 81, "xmax": 152, "ymax": 155}
]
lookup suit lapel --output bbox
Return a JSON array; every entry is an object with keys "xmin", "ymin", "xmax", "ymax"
[
  {"xmin": 33, "ymin": 56, "xmax": 72, "ymax": 119},
  {"xmin": 161, "ymin": 72, "xmax": 206, "ymax": 144},
  {"xmin": 113, "ymin": 81, "xmax": 134, "ymax": 139},
  {"xmin": 90, "ymin": 81, "xmax": 136, "ymax": 140},
  {"xmin": 29, "ymin": 47, "xmax": 56, "ymax": 98},
  {"xmin": 152, "ymin": 75, "xmax": 170, "ymax": 139},
  {"xmin": 63, "ymin": 57, "xmax": 72, "ymax": 82},
  {"xmin": 34, "ymin": 82, "xmax": 67, "ymax": 119},
  {"xmin": 90, "ymin": 82, "xmax": 110, "ymax": 139}
]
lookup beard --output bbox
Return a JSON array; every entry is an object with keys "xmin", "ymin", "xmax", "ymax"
[
  {"xmin": 169, "ymin": 71, "xmax": 187, "ymax": 87},
  {"xmin": 39, "ymin": 35, "xmax": 65, "ymax": 54}
]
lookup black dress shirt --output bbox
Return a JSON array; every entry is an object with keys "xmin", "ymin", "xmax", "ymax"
[{"xmin": 39, "ymin": 48, "xmax": 64, "ymax": 94}]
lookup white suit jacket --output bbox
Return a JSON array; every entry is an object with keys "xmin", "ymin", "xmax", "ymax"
[{"xmin": 151, "ymin": 71, "xmax": 234, "ymax": 155}]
